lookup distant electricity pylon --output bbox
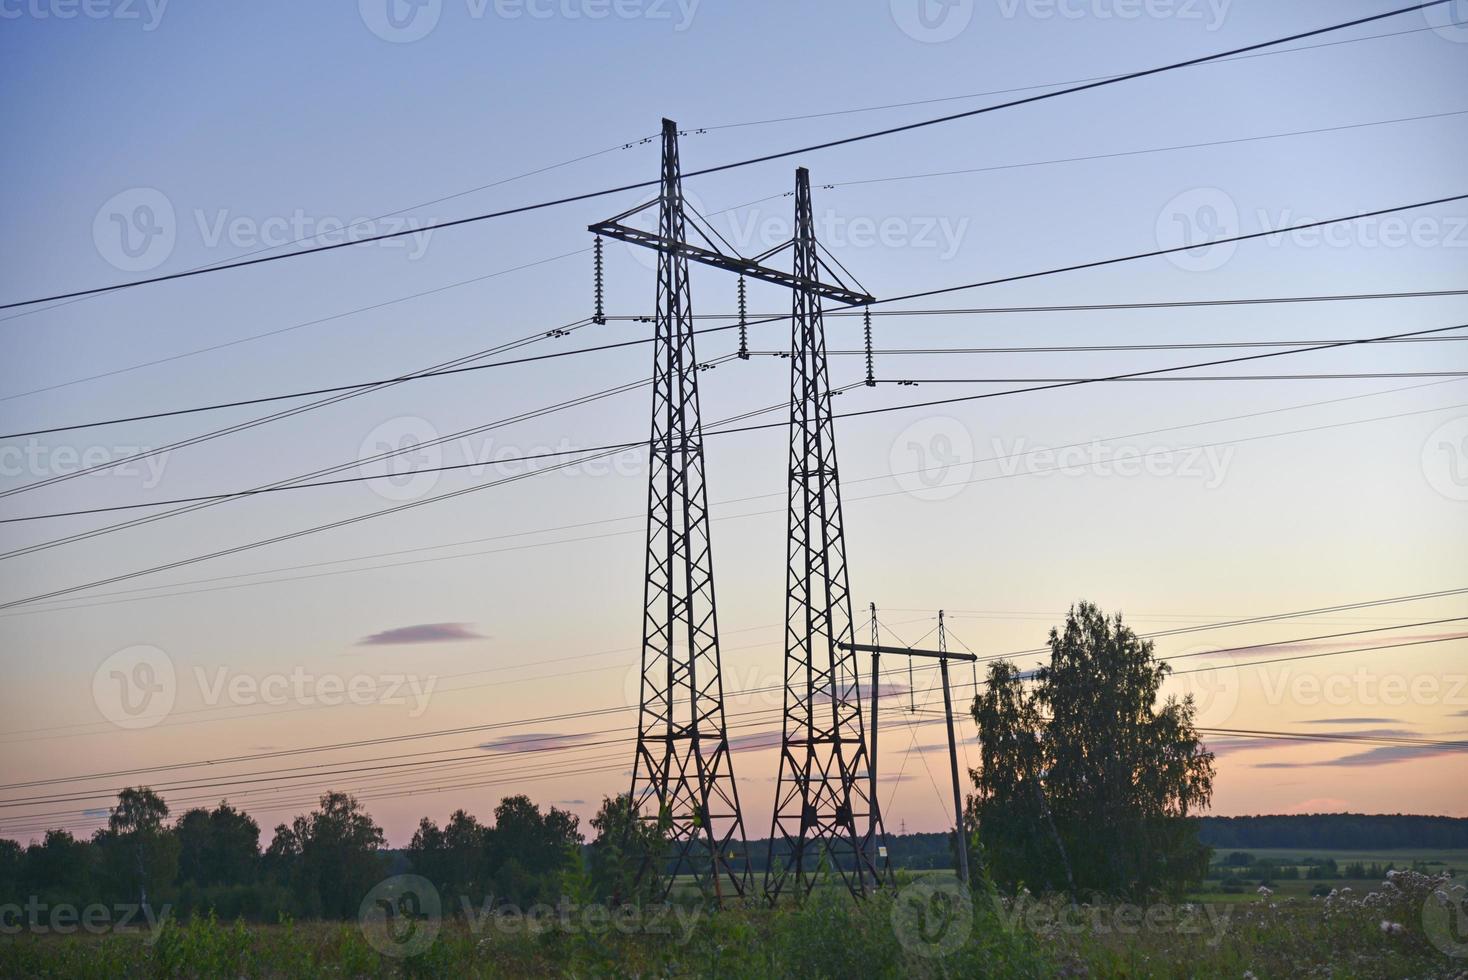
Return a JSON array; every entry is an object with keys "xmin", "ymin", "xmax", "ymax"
[
  {"xmin": 591, "ymin": 120, "xmax": 750, "ymax": 902},
  {"xmin": 765, "ymin": 168, "xmax": 885, "ymax": 901},
  {"xmin": 593, "ymin": 125, "xmax": 880, "ymax": 903}
]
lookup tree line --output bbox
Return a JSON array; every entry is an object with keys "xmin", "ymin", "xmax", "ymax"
[
  {"xmin": 1198, "ymin": 814, "xmax": 1468, "ymax": 849},
  {"xmin": 0, "ymin": 787, "xmax": 604, "ymax": 922},
  {"xmin": 6, "ymin": 602, "xmax": 1453, "ymax": 916}
]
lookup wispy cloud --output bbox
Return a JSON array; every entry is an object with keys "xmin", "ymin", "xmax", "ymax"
[
  {"xmin": 728, "ymin": 731, "xmax": 783, "ymax": 752},
  {"xmin": 1205, "ymin": 737, "xmax": 1283, "ymax": 756},
  {"xmin": 357, "ymin": 623, "xmax": 484, "ymax": 646},
  {"xmin": 1298, "ymin": 717, "xmax": 1398, "ymax": 726},
  {"xmin": 815, "ymin": 681, "xmax": 909, "ymax": 704},
  {"xmin": 1197, "ymin": 631, "xmax": 1468, "ymax": 661},
  {"xmin": 1255, "ymin": 743, "xmax": 1459, "ymax": 769},
  {"xmin": 478, "ymin": 732, "xmax": 595, "ymax": 753},
  {"xmin": 1281, "ymin": 797, "xmax": 1351, "ymax": 814}
]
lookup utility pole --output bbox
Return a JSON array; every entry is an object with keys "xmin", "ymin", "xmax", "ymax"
[
  {"xmin": 840, "ymin": 614, "xmax": 977, "ymax": 887},
  {"xmin": 867, "ymin": 603, "xmax": 890, "ymax": 883},
  {"xmin": 937, "ymin": 611, "xmax": 971, "ymax": 886},
  {"xmin": 606, "ymin": 119, "xmax": 749, "ymax": 902},
  {"xmin": 766, "ymin": 168, "xmax": 884, "ymax": 901}
]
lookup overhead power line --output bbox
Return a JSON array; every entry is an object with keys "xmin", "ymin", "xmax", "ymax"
[
  {"xmin": 1, "ymin": 324, "xmax": 1459, "ymax": 536},
  {"xmin": 863, "ymin": 372, "xmax": 1468, "ymax": 384},
  {"xmin": 702, "ymin": 25, "xmax": 1446, "ymax": 132},
  {"xmin": 5, "ymin": 380, "xmax": 1456, "ymax": 618},
  {"xmin": 0, "ymin": 317, "xmax": 591, "ymax": 501},
  {"xmin": 880, "ymin": 193, "xmax": 1468, "ymax": 306},
  {"xmin": 2, "ymin": 618, "xmax": 1462, "ymax": 818},
  {"xmin": 12, "ymin": 293, "xmax": 1468, "ymax": 439},
  {"xmin": 0, "ymin": 0, "xmax": 1451, "ymax": 310}
]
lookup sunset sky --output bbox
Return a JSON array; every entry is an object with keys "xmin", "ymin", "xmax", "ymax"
[{"xmin": 0, "ymin": 0, "xmax": 1464, "ymax": 847}]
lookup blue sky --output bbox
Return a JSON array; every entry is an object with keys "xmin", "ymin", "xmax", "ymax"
[{"xmin": 0, "ymin": 0, "xmax": 1465, "ymax": 844}]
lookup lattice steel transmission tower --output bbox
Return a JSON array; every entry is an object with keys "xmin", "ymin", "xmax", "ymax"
[
  {"xmin": 617, "ymin": 119, "xmax": 749, "ymax": 902},
  {"xmin": 765, "ymin": 168, "xmax": 884, "ymax": 901}
]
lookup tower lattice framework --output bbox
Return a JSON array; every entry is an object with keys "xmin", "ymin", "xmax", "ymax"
[
  {"xmin": 765, "ymin": 167, "xmax": 883, "ymax": 900},
  {"xmin": 629, "ymin": 119, "xmax": 750, "ymax": 902}
]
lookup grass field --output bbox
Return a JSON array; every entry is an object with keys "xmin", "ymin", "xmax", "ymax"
[
  {"xmin": 2, "ymin": 859, "xmax": 1463, "ymax": 977},
  {"xmin": 1211, "ymin": 848, "xmax": 1468, "ymax": 871}
]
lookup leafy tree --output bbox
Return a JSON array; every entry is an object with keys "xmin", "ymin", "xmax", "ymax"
[
  {"xmin": 409, "ymin": 809, "xmax": 493, "ymax": 905},
  {"xmin": 0, "ymin": 838, "xmax": 21, "ymax": 900},
  {"xmin": 175, "ymin": 801, "xmax": 260, "ymax": 887},
  {"xmin": 407, "ymin": 816, "xmax": 447, "ymax": 889},
  {"xmin": 970, "ymin": 602, "xmax": 1215, "ymax": 900},
  {"xmin": 92, "ymin": 787, "xmax": 178, "ymax": 908},
  {"xmin": 587, "ymin": 793, "xmax": 670, "ymax": 904},
  {"xmin": 966, "ymin": 660, "xmax": 1067, "ymax": 896},
  {"xmin": 443, "ymin": 809, "xmax": 492, "ymax": 901},
  {"xmin": 281, "ymin": 792, "xmax": 386, "ymax": 918},
  {"xmin": 22, "ymin": 830, "xmax": 92, "ymax": 902},
  {"xmin": 488, "ymin": 795, "xmax": 581, "ymax": 904}
]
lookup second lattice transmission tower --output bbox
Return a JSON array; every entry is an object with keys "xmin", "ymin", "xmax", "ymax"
[{"xmin": 766, "ymin": 168, "xmax": 884, "ymax": 900}]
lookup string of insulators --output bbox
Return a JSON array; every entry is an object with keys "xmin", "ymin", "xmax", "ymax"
[
  {"xmin": 592, "ymin": 236, "xmax": 606, "ymax": 325},
  {"xmin": 863, "ymin": 306, "xmax": 876, "ymax": 387},
  {"xmin": 736, "ymin": 276, "xmax": 749, "ymax": 360}
]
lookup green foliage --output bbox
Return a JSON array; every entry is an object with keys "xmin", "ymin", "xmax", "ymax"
[
  {"xmin": 971, "ymin": 601, "xmax": 1216, "ymax": 901},
  {"xmin": 174, "ymin": 801, "xmax": 260, "ymax": 889},
  {"xmin": 268, "ymin": 791, "xmax": 386, "ymax": 919},
  {"xmin": 586, "ymin": 793, "xmax": 670, "ymax": 904},
  {"xmin": 89, "ymin": 787, "xmax": 179, "ymax": 909}
]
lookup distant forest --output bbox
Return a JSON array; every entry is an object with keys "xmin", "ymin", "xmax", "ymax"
[
  {"xmin": 747, "ymin": 814, "xmax": 1468, "ymax": 870},
  {"xmin": 1195, "ymin": 814, "xmax": 1468, "ymax": 849}
]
